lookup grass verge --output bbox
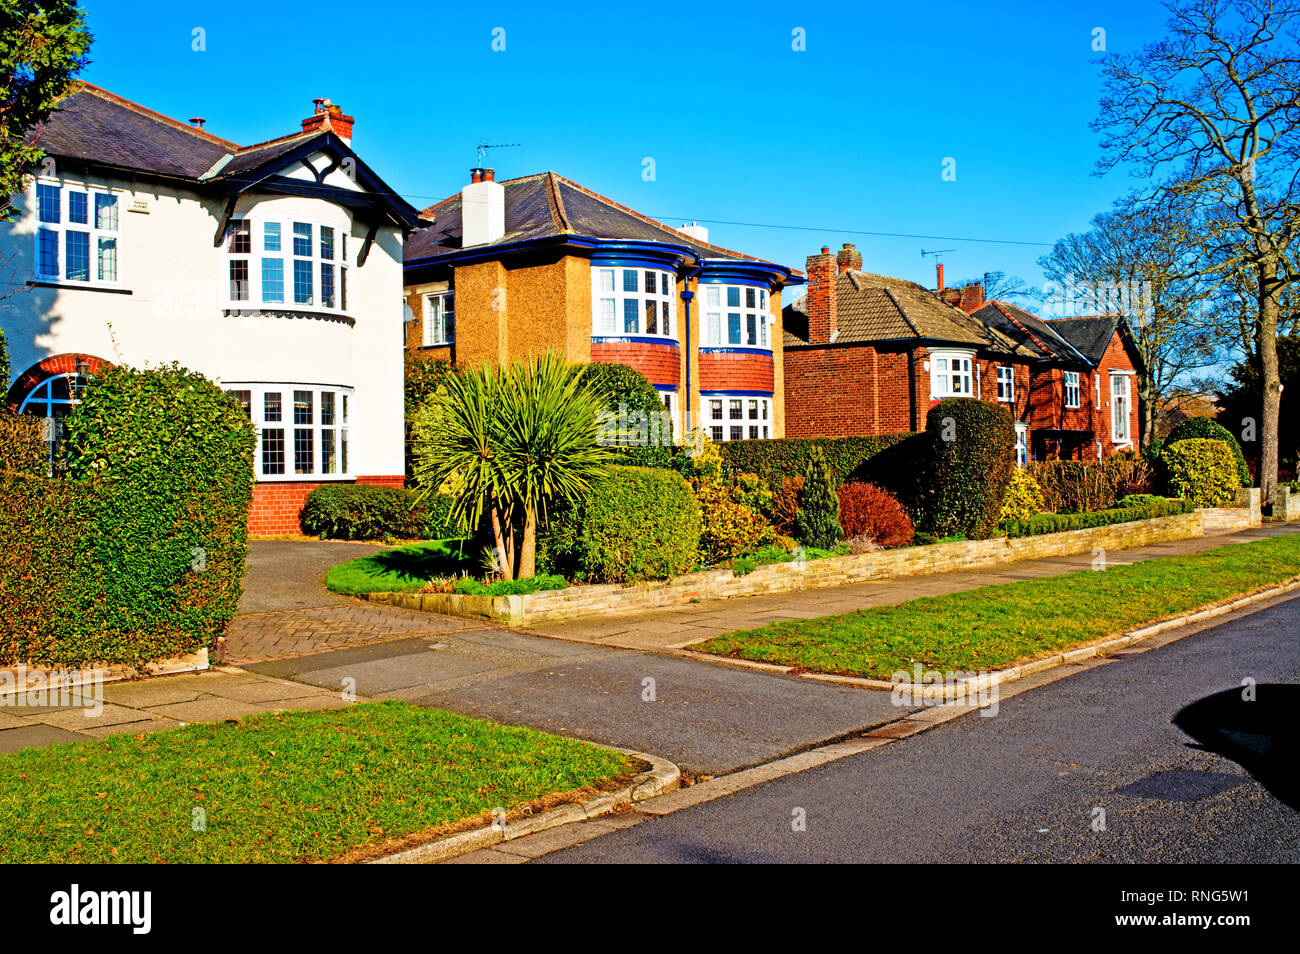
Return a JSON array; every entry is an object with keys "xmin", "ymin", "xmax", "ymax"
[
  {"xmin": 0, "ymin": 700, "xmax": 633, "ymax": 863},
  {"xmin": 692, "ymin": 532, "xmax": 1300, "ymax": 679},
  {"xmin": 325, "ymin": 539, "xmax": 474, "ymax": 595}
]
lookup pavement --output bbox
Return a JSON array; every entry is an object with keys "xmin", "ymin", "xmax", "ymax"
[{"xmin": 521, "ymin": 522, "xmax": 1300, "ymax": 651}]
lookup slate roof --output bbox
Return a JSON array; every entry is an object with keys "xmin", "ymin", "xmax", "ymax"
[
  {"xmin": 405, "ymin": 172, "xmax": 793, "ymax": 275},
  {"xmin": 973, "ymin": 301, "xmax": 1091, "ymax": 367},
  {"xmin": 783, "ymin": 270, "xmax": 1033, "ymax": 356},
  {"xmin": 1048, "ymin": 315, "xmax": 1122, "ymax": 365}
]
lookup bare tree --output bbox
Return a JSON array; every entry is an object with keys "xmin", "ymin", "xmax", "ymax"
[
  {"xmin": 1038, "ymin": 193, "xmax": 1219, "ymax": 447},
  {"xmin": 1093, "ymin": 0, "xmax": 1300, "ymax": 500},
  {"xmin": 950, "ymin": 270, "xmax": 1039, "ymax": 305}
]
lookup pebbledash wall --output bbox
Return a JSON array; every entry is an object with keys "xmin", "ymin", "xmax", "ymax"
[{"xmin": 0, "ymin": 118, "xmax": 411, "ymax": 535}]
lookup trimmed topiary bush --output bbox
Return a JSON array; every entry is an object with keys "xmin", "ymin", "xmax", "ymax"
[
  {"xmin": 551, "ymin": 466, "xmax": 700, "ymax": 583},
  {"xmin": 2, "ymin": 363, "xmax": 257, "ymax": 669},
  {"xmin": 1159, "ymin": 438, "xmax": 1239, "ymax": 507},
  {"xmin": 1166, "ymin": 417, "xmax": 1249, "ymax": 487},
  {"xmin": 300, "ymin": 484, "xmax": 454, "ymax": 541},
  {"xmin": 794, "ymin": 445, "xmax": 843, "ymax": 549},
  {"xmin": 836, "ymin": 482, "xmax": 913, "ymax": 547},
  {"xmin": 1000, "ymin": 468, "xmax": 1047, "ymax": 521},
  {"xmin": 925, "ymin": 398, "xmax": 1015, "ymax": 539}
]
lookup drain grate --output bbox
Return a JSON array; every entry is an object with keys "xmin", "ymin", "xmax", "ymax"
[{"xmin": 1114, "ymin": 769, "xmax": 1245, "ymax": 802}]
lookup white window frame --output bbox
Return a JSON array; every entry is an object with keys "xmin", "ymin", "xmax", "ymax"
[
  {"xmin": 699, "ymin": 282, "xmax": 771, "ymax": 351},
  {"xmin": 1014, "ymin": 422, "xmax": 1029, "ymax": 468},
  {"xmin": 701, "ymin": 393, "xmax": 771, "ymax": 442},
  {"xmin": 1110, "ymin": 373, "xmax": 1132, "ymax": 445},
  {"xmin": 591, "ymin": 265, "xmax": 676, "ymax": 339},
  {"xmin": 32, "ymin": 179, "xmax": 122, "ymax": 288},
  {"xmin": 1064, "ymin": 371, "xmax": 1081, "ymax": 409},
  {"xmin": 659, "ymin": 389, "xmax": 680, "ymax": 437},
  {"xmin": 1094, "ymin": 373, "xmax": 1101, "ymax": 410},
  {"xmin": 995, "ymin": 365, "xmax": 1014, "ymax": 403},
  {"xmin": 929, "ymin": 349, "xmax": 974, "ymax": 399},
  {"xmin": 225, "ymin": 383, "xmax": 354, "ymax": 480},
  {"xmin": 226, "ymin": 214, "xmax": 350, "ymax": 316},
  {"xmin": 423, "ymin": 292, "xmax": 454, "ymax": 346}
]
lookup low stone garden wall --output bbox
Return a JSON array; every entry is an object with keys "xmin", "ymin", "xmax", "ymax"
[
  {"xmin": 1274, "ymin": 487, "xmax": 1300, "ymax": 522},
  {"xmin": 365, "ymin": 509, "xmax": 1209, "ymax": 626}
]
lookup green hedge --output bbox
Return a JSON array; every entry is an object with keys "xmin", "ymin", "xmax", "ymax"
[
  {"xmin": 717, "ymin": 433, "xmax": 917, "ymax": 488},
  {"xmin": 0, "ymin": 411, "xmax": 47, "ymax": 476},
  {"xmin": 1166, "ymin": 417, "xmax": 1249, "ymax": 486},
  {"xmin": 999, "ymin": 497, "xmax": 1194, "ymax": 538},
  {"xmin": 925, "ymin": 398, "xmax": 1015, "ymax": 539},
  {"xmin": 1159, "ymin": 438, "xmax": 1239, "ymax": 507},
  {"xmin": 541, "ymin": 466, "xmax": 700, "ymax": 583},
  {"xmin": 300, "ymin": 484, "xmax": 456, "ymax": 540},
  {"xmin": 1, "ymin": 364, "xmax": 256, "ymax": 668}
]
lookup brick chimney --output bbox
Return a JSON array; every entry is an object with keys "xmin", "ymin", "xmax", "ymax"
[
  {"xmin": 805, "ymin": 247, "xmax": 838, "ymax": 343},
  {"xmin": 301, "ymin": 98, "xmax": 355, "ymax": 144},
  {"xmin": 836, "ymin": 242, "xmax": 862, "ymax": 274},
  {"xmin": 959, "ymin": 282, "xmax": 985, "ymax": 313}
]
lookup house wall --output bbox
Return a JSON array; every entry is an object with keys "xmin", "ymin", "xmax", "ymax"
[
  {"xmin": 784, "ymin": 343, "xmax": 920, "ymax": 438},
  {"xmin": 1094, "ymin": 331, "xmax": 1141, "ymax": 456},
  {"xmin": 0, "ymin": 167, "xmax": 406, "ymax": 534}
]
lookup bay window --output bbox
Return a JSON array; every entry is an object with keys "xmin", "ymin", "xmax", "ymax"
[
  {"xmin": 227, "ymin": 215, "xmax": 349, "ymax": 314},
  {"xmin": 592, "ymin": 265, "xmax": 676, "ymax": 338},
  {"xmin": 226, "ymin": 383, "xmax": 353, "ymax": 479},
  {"xmin": 33, "ymin": 181, "xmax": 121, "ymax": 286},
  {"xmin": 930, "ymin": 350, "xmax": 974, "ymax": 398},
  {"xmin": 703, "ymin": 393, "xmax": 771, "ymax": 442},
  {"xmin": 700, "ymin": 283, "xmax": 771, "ymax": 350}
]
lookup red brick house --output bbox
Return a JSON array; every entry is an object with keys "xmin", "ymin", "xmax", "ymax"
[
  {"xmin": 783, "ymin": 243, "xmax": 1145, "ymax": 463},
  {"xmin": 783, "ymin": 244, "xmax": 1040, "ymax": 464}
]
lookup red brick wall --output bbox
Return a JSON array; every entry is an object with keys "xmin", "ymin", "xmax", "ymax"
[
  {"xmin": 698, "ymin": 351, "xmax": 774, "ymax": 393},
  {"xmin": 1094, "ymin": 331, "xmax": 1142, "ymax": 456},
  {"xmin": 248, "ymin": 475, "xmax": 406, "ymax": 536},
  {"xmin": 6, "ymin": 352, "xmax": 112, "ymax": 408},
  {"xmin": 784, "ymin": 344, "xmax": 919, "ymax": 438},
  {"xmin": 590, "ymin": 340, "xmax": 681, "ymax": 389}
]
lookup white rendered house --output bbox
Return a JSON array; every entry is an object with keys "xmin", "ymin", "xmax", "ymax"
[{"xmin": 0, "ymin": 83, "xmax": 419, "ymax": 533}]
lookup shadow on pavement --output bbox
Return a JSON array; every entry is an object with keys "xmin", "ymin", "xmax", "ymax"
[{"xmin": 1173, "ymin": 684, "xmax": 1300, "ymax": 811}]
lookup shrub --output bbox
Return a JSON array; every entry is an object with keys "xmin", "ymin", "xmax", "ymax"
[
  {"xmin": 925, "ymin": 398, "xmax": 1015, "ymax": 539},
  {"xmin": 581, "ymin": 362, "xmax": 672, "ymax": 451},
  {"xmin": 693, "ymin": 475, "xmax": 777, "ymax": 564},
  {"xmin": 794, "ymin": 446, "xmax": 843, "ymax": 549},
  {"xmin": 1166, "ymin": 417, "xmax": 1249, "ymax": 487},
  {"xmin": 1029, "ymin": 455, "xmax": 1153, "ymax": 513},
  {"xmin": 1000, "ymin": 468, "xmax": 1047, "ymax": 521},
  {"xmin": 717, "ymin": 433, "xmax": 915, "ymax": 488},
  {"xmin": 300, "ymin": 484, "xmax": 451, "ymax": 540},
  {"xmin": 0, "ymin": 410, "xmax": 47, "ymax": 475},
  {"xmin": 1, "ymin": 364, "xmax": 256, "ymax": 668},
  {"xmin": 556, "ymin": 466, "xmax": 700, "ymax": 583},
  {"xmin": 770, "ymin": 475, "xmax": 803, "ymax": 535},
  {"xmin": 452, "ymin": 573, "xmax": 567, "ymax": 596},
  {"xmin": 404, "ymin": 352, "xmax": 453, "ymax": 482},
  {"xmin": 836, "ymin": 482, "xmax": 914, "ymax": 547},
  {"xmin": 999, "ymin": 497, "xmax": 1194, "ymax": 538},
  {"xmin": 1159, "ymin": 438, "xmax": 1239, "ymax": 507}
]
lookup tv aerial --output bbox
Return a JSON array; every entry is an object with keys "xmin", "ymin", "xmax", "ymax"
[{"xmin": 476, "ymin": 139, "xmax": 521, "ymax": 167}]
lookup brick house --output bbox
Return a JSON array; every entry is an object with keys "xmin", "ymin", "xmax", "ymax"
[
  {"xmin": 0, "ymin": 83, "xmax": 419, "ymax": 533},
  {"xmin": 783, "ymin": 244, "xmax": 1042, "ymax": 465},
  {"xmin": 973, "ymin": 302, "xmax": 1145, "ymax": 459},
  {"xmin": 402, "ymin": 170, "xmax": 802, "ymax": 442}
]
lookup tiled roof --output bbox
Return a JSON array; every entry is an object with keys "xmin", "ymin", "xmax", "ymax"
[
  {"xmin": 973, "ymin": 301, "xmax": 1091, "ymax": 366},
  {"xmin": 784, "ymin": 270, "xmax": 1032, "ymax": 355},
  {"xmin": 1047, "ymin": 315, "xmax": 1120, "ymax": 365},
  {"xmin": 405, "ymin": 172, "xmax": 788, "ymax": 270}
]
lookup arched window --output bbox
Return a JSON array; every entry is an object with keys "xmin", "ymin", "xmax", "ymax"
[{"xmin": 18, "ymin": 372, "xmax": 84, "ymax": 475}]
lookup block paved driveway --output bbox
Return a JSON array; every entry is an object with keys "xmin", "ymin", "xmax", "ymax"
[{"xmin": 224, "ymin": 541, "xmax": 481, "ymax": 664}]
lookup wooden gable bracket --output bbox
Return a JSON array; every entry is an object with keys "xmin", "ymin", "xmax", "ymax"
[
  {"xmin": 356, "ymin": 222, "xmax": 379, "ymax": 267},
  {"xmin": 213, "ymin": 195, "xmax": 239, "ymax": 247}
]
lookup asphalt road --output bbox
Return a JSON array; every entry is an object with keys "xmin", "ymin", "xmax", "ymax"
[
  {"xmin": 536, "ymin": 595, "xmax": 1300, "ymax": 863},
  {"xmin": 247, "ymin": 626, "xmax": 912, "ymax": 775}
]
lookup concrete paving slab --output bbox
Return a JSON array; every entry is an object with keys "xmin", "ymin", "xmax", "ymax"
[
  {"xmin": 0, "ymin": 723, "xmax": 91, "ymax": 752},
  {"xmin": 145, "ymin": 696, "xmax": 275, "ymax": 724}
]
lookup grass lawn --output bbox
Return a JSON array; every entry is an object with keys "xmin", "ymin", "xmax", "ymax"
[
  {"xmin": 0, "ymin": 701, "xmax": 633, "ymax": 864},
  {"xmin": 325, "ymin": 539, "xmax": 475, "ymax": 595},
  {"xmin": 693, "ymin": 532, "xmax": 1300, "ymax": 680}
]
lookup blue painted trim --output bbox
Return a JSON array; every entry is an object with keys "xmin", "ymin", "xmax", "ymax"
[
  {"xmin": 590, "ymin": 335, "xmax": 681, "ymax": 347},
  {"xmin": 699, "ymin": 389, "xmax": 774, "ymax": 397},
  {"xmin": 698, "ymin": 346, "xmax": 773, "ymax": 356},
  {"xmin": 653, "ymin": 384, "xmax": 679, "ymax": 393}
]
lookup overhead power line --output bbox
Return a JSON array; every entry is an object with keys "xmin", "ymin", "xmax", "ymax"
[{"xmin": 642, "ymin": 216, "xmax": 1057, "ymax": 248}]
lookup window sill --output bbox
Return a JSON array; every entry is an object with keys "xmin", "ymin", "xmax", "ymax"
[
  {"xmin": 28, "ymin": 280, "xmax": 132, "ymax": 295},
  {"xmin": 255, "ymin": 474, "xmax": 355, "ymax": 483}
]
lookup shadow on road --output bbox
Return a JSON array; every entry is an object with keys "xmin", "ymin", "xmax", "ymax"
[{"xmin": 1173, "ymin": 684, "xmax": 1300, "ymax": 811}]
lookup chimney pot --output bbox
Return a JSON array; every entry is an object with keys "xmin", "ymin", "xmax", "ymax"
[
  {"xmin": 189, "ymin": 117, "xmax": 205, "ymax": 130},
  {"xmin": 836, "ymin": 242, "xmax": 862, "ymax": 274}
]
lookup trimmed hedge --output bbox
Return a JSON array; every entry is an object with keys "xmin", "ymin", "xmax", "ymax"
[
  {"xmin": 1028, "ymin": 455, "xmax": 1152, "ymax": 513},
  {"xmin": 1166, "ymin": 417, "xmax": 1249, "ymax": 487},
  {"xmin": 925, "ymin": 398, "xmax": 1015, "ymax": 539},
  {"xmin": 0, "ymin": 411, "xmax": 46, "ymax": 476},
  {"xmin": 1159, "ymin": 438, "xmax": 1239, "ymax": 507},
  {"xmin": 1, "ymin": 364, "xmax": 256, "ymax": 668},
  {"xmin": 717, "ymin": 433, "xmax": 916, "ymax": 488},
  {"xmin": 301, "ymin": 484, "xmax": 457, "ymax": 540},
  {"xmin": 542, "ymin": 466, "xmax": 700, "ymax": 583},
  {"xmin": 999, "ymin": 497, "xmax": 1194, "ymax": 538}
]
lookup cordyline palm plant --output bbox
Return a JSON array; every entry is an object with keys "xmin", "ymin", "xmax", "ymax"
[{"xmin": 412, "ymin": 353, "xmax": 614, "ymax": 580}]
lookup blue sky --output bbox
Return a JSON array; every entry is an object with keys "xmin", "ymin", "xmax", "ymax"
[{"xmin": 80, "ymin": 0, "xmax": 1172, "ymax": 300}]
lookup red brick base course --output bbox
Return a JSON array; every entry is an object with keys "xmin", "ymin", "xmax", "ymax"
[{"xmin": 248, "ymin": 475, "xmax": 406, "ymax": 535}]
